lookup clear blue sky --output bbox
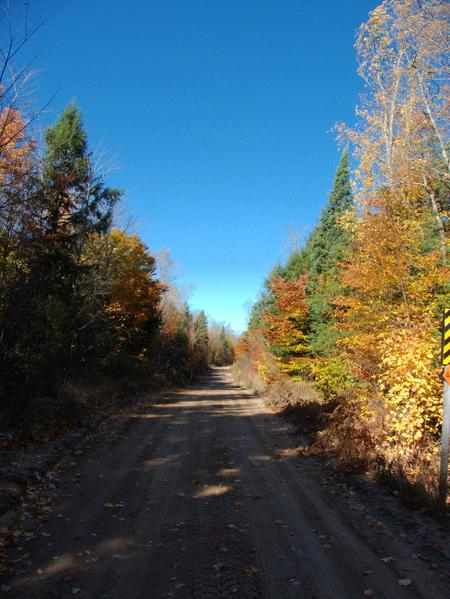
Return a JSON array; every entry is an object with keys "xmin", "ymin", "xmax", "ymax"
[{"xmin": 17, "ymin": 0, "xmax": 377, "ymax": 332}]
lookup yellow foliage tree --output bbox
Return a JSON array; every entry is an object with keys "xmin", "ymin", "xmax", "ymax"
[
  {"xmin": 84, "ymin": 229, "xmax": 164, "ymax": 361},
  {"xmin": 106, "ymin": 230, "xmax": 162, "ymax": 325},
  {"xmin": 335, "ymin": 0, "xmax": 449, "ymax": 467},
  {"xmin": 336, "ymin": 191, "xmax": 445, "ymax": 453}
]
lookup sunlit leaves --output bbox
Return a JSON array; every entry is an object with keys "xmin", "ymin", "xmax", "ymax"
[{"xmin": 260, "ymin": 276, "xmax": 310, "ymax": 379}]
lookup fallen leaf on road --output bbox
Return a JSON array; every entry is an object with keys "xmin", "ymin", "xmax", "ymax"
[
  {"xmin": 416, "ymin": 554, "xmax": 430, "ymax": 562},
  {"xmin": 380, "ymin": 556, "xmax": 394, "ymax": 563}
]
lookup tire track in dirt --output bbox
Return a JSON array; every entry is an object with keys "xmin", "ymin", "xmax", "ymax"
[
  {"xmin": 2, "ymin": 369, "xmax": 449, "ymax": 598},
  {"xmin": 7, "ymin": 390, "xmax": 194, "ymax": 598},
  {"xmin": 226, "ymin": 389, "xmax": 407, "ymax": 598},
  {"xmin": 223, "ymin": 372, "xmax": 448, "ymax": 599}
]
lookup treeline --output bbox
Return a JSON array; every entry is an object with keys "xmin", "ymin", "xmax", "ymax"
[
  {"xmin": 0, "ymin": 96, "xmax": 235, "ymax": 427},
  {"xmin": 236, "ymin": 0, "xmax": 449, "ymax": 504}
]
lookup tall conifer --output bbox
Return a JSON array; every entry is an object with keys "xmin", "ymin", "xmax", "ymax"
[{"xmin": 305, "ymin": 147, "xmax": 353, "ymax": 354}]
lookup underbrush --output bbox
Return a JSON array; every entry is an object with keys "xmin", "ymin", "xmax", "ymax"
[
  {"xmin": 231, "ymin": 357, "xmax": 268, "ymax": 395},
  {"xmin": 0, "ymin": 378, "xmax": 150, "ymax": 447},
  {"xmin": 314, "ymin": 404, "xmax": 443, "ymax": 511},
  {"xmin": 231, "ymin": 361, "xmax": 336, "ymax": 437},
  {"xmin": 265, "ymin": 379, "xmax": 338, "ymax": 437},
  {"xmin": 0, "ymin": 364, "xmax": 202, "ymax": 447},
  {"xmin": 232, "ymin": 361, "xmax": 445, "ymax": 513}
]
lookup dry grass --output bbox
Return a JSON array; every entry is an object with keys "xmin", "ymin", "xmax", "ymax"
[
  {"xmin": 232, "ymin": 362, "xmax": 335, "ymax": 437},
  {"xmin": 316, "ymin": 407, "xmax": 443, "ymax": 511},
  {"xmin": 232, "ymin": 362, "xmax": 444, "ymax": 512}
]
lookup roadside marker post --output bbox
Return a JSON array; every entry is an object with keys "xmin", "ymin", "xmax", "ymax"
[{"xmin": 439, "ymin": 309, "xmax": 450, "ymax": 512}]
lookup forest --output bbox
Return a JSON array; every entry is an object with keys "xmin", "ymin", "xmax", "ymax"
[
  {"xmin": 0, "ymin": 78, "xmax": 235, "ymax": 436},
  {"xmin": 234, "ymin": 0, "xmax": 449, "ymax": 506},
  {"xmin": 0, "ymin": 1, "xmax": 450, "ymax": 596},
  {"xmin": 0, "ymin": 0, "xmax": 448, "ymax": 502}
]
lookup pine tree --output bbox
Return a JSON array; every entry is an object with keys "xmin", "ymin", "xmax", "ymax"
[
  {"xmin": 247, "ymin": 150, "xmax": 353, "ymax": 375},
  {"xmin": 275, "ymin": 248, "xmax": 310, "ymax": 281},
  {"xmin": 193, "ymin": 311, "xmax": 209, "ymax": 372},
  {"xmin": 307, "ymin": 148, "xmax": 352, "ymax": 272},
  {"xmin": 14, "ymin": 104, "xmax": 121, "ymax": 388},
  {"xmin": 41, "ymin": 104, "xmax": 120, "ymax": 255},
  {"xmin": 194, "ymin": 311, "xmax": 209, "ymax": 351},
  {"xmin": 304, "ymin": 148, "xmax": 353, "ymax": 355},
  {"xmin": 248, "ymin": 248, "xmax": 310, "ymax": 332},
  {"xmin": 220, "ymin": 326, "xmax": 234, "ymax": 364}
]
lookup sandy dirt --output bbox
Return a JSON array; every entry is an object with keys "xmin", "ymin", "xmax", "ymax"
[{"xmin": 1, "ymin": 367, "xmax": 449, "ymax": 598}]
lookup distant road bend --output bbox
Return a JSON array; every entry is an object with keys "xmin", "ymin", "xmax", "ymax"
[{"xmin": 7, "ymin": 368, "xmax": 447, "ymax": 598}]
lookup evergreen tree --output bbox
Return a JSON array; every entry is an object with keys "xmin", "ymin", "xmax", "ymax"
[
  {"xmin": 181, "ymin": 303, "xmax": 193, "ymax": 338},
  {"xmin": 248, "ymin": 150, "xmax": 353, "ymax": 362},
  {"xmin": 249, "ymin": 249, "xmax": 310, "ymax": 332},
  {"xmin": 220, "ymin": 326, "xmax": 234, "ymax": 364},
  {"xmin": 41, "ymin": 103, "xmax": 120, "ymax": 258},
  {"xmin": 304, "ymin": 147, "xmax": 353, "ymax": 355},
  {"xmin": 248, "ymin": 289, "xmax": 275, "ymax": 330},
  {"xmin": 194, "ymin": 311, "xmax": 209, "ymax": 351},
  {"xmin": 10, "ymin": 105, "xmax": 121, "ymax": 391},
  {"xmin": 193, "ymin": 311, "xmax": 209, "ymax": 371},
  {"xmin": 274, "ymin": 248, "xmax": 310, "ymax": 281}
]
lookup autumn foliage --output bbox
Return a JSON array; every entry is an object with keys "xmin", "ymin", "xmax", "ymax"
[
  {"xmin": 261, "ymin": 276, "xmax": 310, "ymax": 379},
  {"xmin": 0, "ymin": 103, "xmax": 220, "ymax": 431},
  {"xmin": 237, "ymin": 0, "xmax": 449, "ymax": 504}
]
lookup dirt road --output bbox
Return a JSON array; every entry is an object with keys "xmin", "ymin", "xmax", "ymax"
[{"xmin": 3, "ymin": 368, "xmax": 449, "ymax": 598}]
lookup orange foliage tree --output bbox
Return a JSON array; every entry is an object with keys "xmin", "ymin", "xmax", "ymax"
[
  {"xmin": 0, "ymin": 108, "xmax": 33, "ymax": 192},
  {"xmin": 261, "ymin": 275, "xmax": 310, "ymax": 380}
]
